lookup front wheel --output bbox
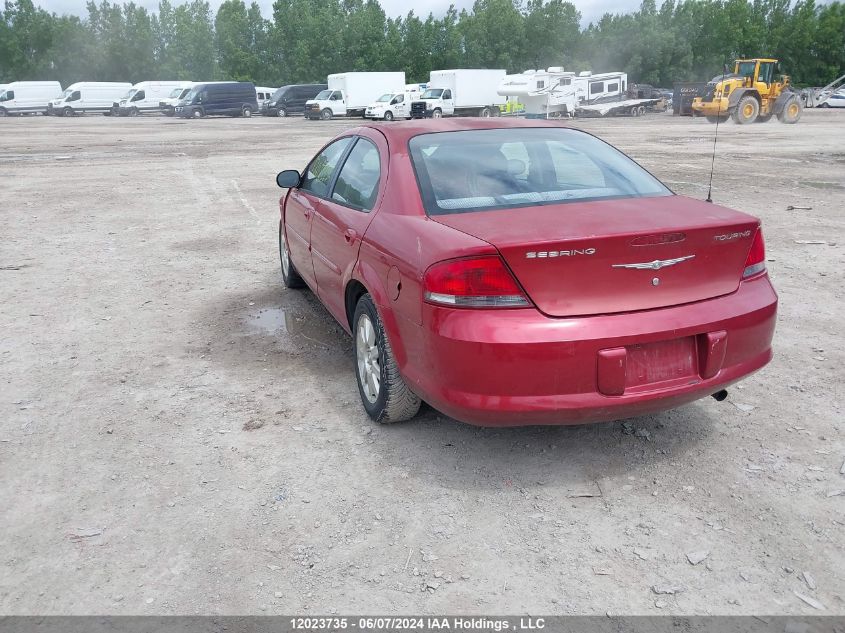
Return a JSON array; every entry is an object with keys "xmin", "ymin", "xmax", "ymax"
[
  {"xmin": 383, "ymin": 110, "xmax": 394, "ymax": 121},
  {"xmin": 320, "ymin": 108, "xmax": 332, "ymax": 120},
  {"xmin": 0, "ymin": 108, "xmax": 7, "ymax": 117},
  {"xmin": 353, "ymin": 294, "xmax": 421, "ymax": 424},
  {"xmin": 777, "ymin": 97, "xmax": 802, "ymax": 124},
  {"xmin": 431, "ymin": 108, "xmax": 443, "ymax": 119},
  {"xmin": 63, "ymin": 107, "xmax": 73, "ymax": 117},
  {"xmin": 192, "ymin": 108, "xmax": 204, "ymax": 118},
  {"xmin": 129, "ymin": 107, "xmax": 139, "ymax": 117},
  {"xmin": 276, "ymin": 107, "xmax": 287, "ymax": 117},
  {"xmin": 279, "ymin": 222, "xmax": 304, "ymax": 288},
  {"xmin": 732, "ymin": 95, "xmax": 759, "ymax": 124}
]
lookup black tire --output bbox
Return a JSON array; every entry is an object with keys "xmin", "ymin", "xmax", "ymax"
[
  {"xmin": 63, "ymin": 107, "xmax": 73, "ymax": 117},
  {"xmin": 0, "ymin": 108, "xmax": 7, "ymax": 117},
  {"xmin": 432, "ymin": 108, "xmax": 443, "ymax": 119},
  {"xmin": 277, "ymin": 107, "xmax": 287, "ymax": 117},
  {"xmin": 353, "ymin": 294, "xmax": 421, "ymax": 424},
  {"xmin": 242, "ymin": 106, "xmax": 252, "ymax": 118},
  {"xmin": 630, "ymin": 106, "xmax": 640, "ymax": 117},
  {"xmin": 480, "ymin": 106, "xmax": 492, "ymax": 117},
  {"xmin": 755, "ymin": 114, "xmax": 772, "ymax": 123},
  {"xmin": 732, "ymin": 95, "xmax": 759, "ymax": 124},
  {"xmin": 192, "ymin": 108, "xmax": 203, "ymax": 118},
  {"xmin": 818, "ymin": 102, "xmax": 830, "ymax": 108},
  {"xmin": 705, "ymin": 114, "xmax": 729, "ymax": 123},
  {"xmin": 637, "ymin": 105, "xmax": 647, "ymax": 116},
  {"xmin": 320, "ymin": 108, "xmax": 332, "ymax": 120},
  {"xmin": 777, "ymin": 96, "xmax": 802, "ymax": 124},
  {"xmin": 383, "ymin": 110, "xmax": 394, "ymax": 121},
  {"xmin": 129, "ymin": 107, "xmax": 139, "ymax": 117},
  {"xmin": 279, "ymin": 221, "xmax": 305, "ymax": 288}
]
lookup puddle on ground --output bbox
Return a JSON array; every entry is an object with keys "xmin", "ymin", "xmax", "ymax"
[{"xmin": 246, "ymin": 307, "xmax": 342, "ymax": 347}]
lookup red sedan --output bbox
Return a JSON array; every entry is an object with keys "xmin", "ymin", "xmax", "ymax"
[{"xmin": 275, "ymin": 119, "xmax": 776, "ymax": 426}]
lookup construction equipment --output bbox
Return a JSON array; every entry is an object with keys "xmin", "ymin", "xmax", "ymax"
[
  {"xmin": 691, "ymin": 58, "xmax": 803, "ymax": 124},
  {"xmin": 801, "ymin": 73, "xmax": 845, "ymax": 107}
]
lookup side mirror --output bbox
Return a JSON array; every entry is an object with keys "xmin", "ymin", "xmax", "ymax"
[{"xmin": 276, "ymin": 169, "xmax": 301, "ymax": 189}]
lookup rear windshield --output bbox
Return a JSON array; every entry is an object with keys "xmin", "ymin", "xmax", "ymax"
[{"xmin": 408, "ymin": 128, "xmax": 671, "ymax": 215}]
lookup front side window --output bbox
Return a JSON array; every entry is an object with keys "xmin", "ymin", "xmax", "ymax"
[
  {"xmin": 737, "ymin": 61, "xmax": 756, "ymax": 79},
  {"xmin": 0, "ymin": 91, "xmax": 13, "ymax": 101},
  {"xmin": 409, "ymin": 128, "xmax": 671, "ymax": 215},
  {"xmin": 331, "ymin": 139, "xmax": 381, "ymax": 211},
  {"xmin": 300, "ymin": 137, "xmax": 353, "ymax": 198},
  {"xmin": 442, "ymin": 89, "xmax": 452, "ymax": 100},
  {"xmin": 330, "ymin": 91, "xmax": 342, "ymax": 101},
  {"xmin": 392, "ymin": 94, "xmax": 404, "ymax": 104},
  {"xmin": 132, "ymin": 90, "xmax": 145, "ymax": 101},
  {"xmin": 69, "ymin": 91, "xmax": 80, "ymax": 101}
]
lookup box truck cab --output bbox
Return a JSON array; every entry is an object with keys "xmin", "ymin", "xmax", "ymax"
[
  {"xmin": 159, "ymin": 83, "xmax": 195, "ymax": 116},
  {"xmin": 48, "ymin": 82, "xmax": 132, "ymax": 116},
  {"xmin": 174, "ymin": 82, "xmax": 258, "ymax": 118},
  {"xmin": 0, "ymin": 81, "xmax": 62, "ymax": 116},
  {"xmin": 305, "ymin": 72, "xmax": 405, "ymax": 120},
  {"xmin": 114, "ymin": 81, "xmax": 190, "ymax": 116},
  {"xmin": 411, "ymin": 69, "xmax": 507, "ymax": 118},
  {"xmin": 265, "ymin": 83, "xmax": 326, "ymax": 117},
  {"xmin": 364, "ymin": 84, "xmax": 426, "ymax": 121}
]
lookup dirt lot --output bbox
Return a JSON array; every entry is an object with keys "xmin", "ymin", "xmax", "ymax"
[{"xmin": 0, "ymin": 110, "xmax": 843, "ymax": 616}]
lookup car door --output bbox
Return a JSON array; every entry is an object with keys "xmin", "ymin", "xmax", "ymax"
[
  {"xmin": 310, "ymin": 135, "xmax": 385, "ymax": 323},
  {"xmin": 284, "ymin": 136, "xmax": 355, "ymax": 291},
  {"xmin": 441, "ymin": 88, "xmax": 455, "ymax": 115},
  {"xmin": 392, "ymin": 94, "xmax": 406, "ymax": 118}
]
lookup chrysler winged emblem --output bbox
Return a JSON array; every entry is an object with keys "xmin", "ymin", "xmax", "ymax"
[{"xmin": 612, "ymin": 255, "xmax": 695, "ymax": 270}]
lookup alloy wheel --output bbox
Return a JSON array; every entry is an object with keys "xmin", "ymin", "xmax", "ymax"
[{"xmin": 356, "ymin": 314, "xmax": 381, "ymax": 404}]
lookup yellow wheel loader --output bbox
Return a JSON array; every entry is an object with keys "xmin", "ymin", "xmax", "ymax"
[{"xmin": 691, "ymin": 58, "xmax": 803, "ymax": 124}]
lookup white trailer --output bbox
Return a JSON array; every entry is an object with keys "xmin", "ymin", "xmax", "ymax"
[
  {"xmin": 364, "ymin": 84, "xmax": 426, "ymax": 121},
  {"xmin": 305, "ymin": 72, "xmax": 405, "ymax": 120},
  {"xmin": 113, "ymin": 81, "xmax": 191, "ymax": 116},
  {"xmin": 48, "ymin": 82, "xmax": 133, "ymax": 116},
  {"xmin": 0, "ymin": 81, "xmax": 62, "ymax": 116},
  {"xmin": 411, "ymin": 69, "xmax": 506, "ymax": 118},
  {"xmin": 498, "ymin": 68, "xmax": 653, "ymax": 118}
]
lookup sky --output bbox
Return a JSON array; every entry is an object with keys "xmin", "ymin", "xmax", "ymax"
[{"xmin": 33, "ymin": 0, "xmax": 639, "ymax": 27}]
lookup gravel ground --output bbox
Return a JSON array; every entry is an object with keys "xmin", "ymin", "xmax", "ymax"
[{"xmin": 0, "ymin": 109, "xmax": 843, "ymax": 615}]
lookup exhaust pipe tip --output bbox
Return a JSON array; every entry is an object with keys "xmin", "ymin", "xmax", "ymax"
[{"xmin": 711, "ymin": 389, "xmax": 728, "ymax": 402}]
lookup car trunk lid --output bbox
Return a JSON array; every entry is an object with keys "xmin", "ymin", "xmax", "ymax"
[{"xmin": 431, "ymin": 195, "xmax": 759, "ymax": 317}]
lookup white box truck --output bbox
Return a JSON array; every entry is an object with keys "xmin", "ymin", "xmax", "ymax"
[
  {"xmin": 48, "ymin": 82, "xmax": 132, "ymax": 116},
  {"xmin": 410, "ymin": 69, "xmax": 507, "ymax": 118},
  {"xmin": 159, "ymin": 83, "xmax": 195, "ymax": 116},
  {"xmin": 364, "ymin": 84, "xmax": 426, "ymax": 120},
  {"xmin": 305, "ymin": 72, "xmax": 405, "ymax": 120},
  {"xmin": 0, "ymin": 81, "xmax": 62, "ymax": 116},
  {"xmin": 113, "ymin": 81, "xmax": 191, "ymax": 116}
]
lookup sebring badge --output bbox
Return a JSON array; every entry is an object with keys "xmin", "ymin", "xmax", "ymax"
[
  {"xmin": 612, "ymin": 255, "xmax": 695, "ymax": 270},
  {"xmin": 526, "ymin": 248, "xmax": 596, "ymax": 259}
]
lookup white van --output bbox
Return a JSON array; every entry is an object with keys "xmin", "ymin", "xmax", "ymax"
[
  {"xmin": 159, "ymin": 83, "xmax": 195, "ymax": 115},
  {"xmin": 114, "ymin": 81, "xmax": 190, "ymax": 116},
  {"xmin": 0, "ymin": 81, "xmax": 62, "ymax": 116},
  {"xmin": 255, "ymin": 86, "xmax": 276, "ymax": 113},
  {"xmin": 48, "ymin": 82, "xmax": 132, "ymax": 116},
  {"xmin": 364, "ymin": 84, "xmax": 426, "ymax": 120}
]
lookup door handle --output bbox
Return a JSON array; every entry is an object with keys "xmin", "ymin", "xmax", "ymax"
[{"xmin": 344, "ymin": 229, "xmax": 358, "ymax": 243}]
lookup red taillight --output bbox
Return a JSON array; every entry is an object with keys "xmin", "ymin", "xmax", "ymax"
[
  {"xmin": 742, "ymin": 228, "xmax": 766, "ymax": 278},
  {"xmin": 424, "ymin": 256, "xmax": 530, "ymax": 308}
]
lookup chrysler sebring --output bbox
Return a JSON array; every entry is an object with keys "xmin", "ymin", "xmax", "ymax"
[{"xmin": 275, "ymin": 119, "xmax": 777, "ymax": 426}]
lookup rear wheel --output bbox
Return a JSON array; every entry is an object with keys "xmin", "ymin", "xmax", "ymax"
[
  {"xmin": 637, "ymin": 105, "xmax": 647, "ymax": 116},
  {"xmin": 320, "ymin": 108, "xmax": 332, "ymax": 120},
  {"xmin": 383, "ymin": 110, "xmax": 394, "ymax": 121},
  {"xmin": 279, "ymin": 222, "xmax": 304, "ymax": 288},
  {"xmin": 777, "ymin": 97, "xmax": 802, "ymax": 124},
  {"xmin": 353, "ymin": 294, "xmax": 421, "ymax": 424},
  {"xmin": 732, "ymin": 96, "xmax": 759, "ymax": 124},
  {"xmin": 705, "ymin": 114, "xmax": 729, "ymax": 123},
  {"xmin": 480, "ymin": 106, "xmax": 492, "ymax": 117},
  {"xmin": 242, "ymin": 106, "xmax": 252, "ymax": 117}
]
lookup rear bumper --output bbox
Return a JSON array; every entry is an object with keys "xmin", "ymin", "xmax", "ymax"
[{"xmin": 398, "ymin": 274, "xmax": 777, "ymax": 426}]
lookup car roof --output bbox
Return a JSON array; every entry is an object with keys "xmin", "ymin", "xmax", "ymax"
[{"xmin": 357, "ymin": 118, "xmax": 576, "ymax": 145}]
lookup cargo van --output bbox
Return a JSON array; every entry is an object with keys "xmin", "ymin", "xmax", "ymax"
[
  {"xmin": 48, "ymin": 82, "xmax": 132, "ymax": 116},
  {"xmin": 264, "ymin": 83, "xmax": 326, "ymax": 117},
  {"xmin": 113, "ymin": 81, "xmax": 190, "ymax": 116},
  {"xmin": 0, "ymin": 81, "xmax": 62, "ymax": 116},
  {"xmin": 174, "ymin": 82, "xmax": 258, "ymax": 118},
  {"xmin": 305, "ymin": 72, "xmax": 405, "ymax": 119},
  {"xmin": 159, "ymin": 83, "xmax": 195, "ymax": 116},
  {"xmin": 255, "ymin": 86, "xmax": 276, "ymax": 113},
  {"xmin": 364, "ymin": 84, "xmax": 426, "ymax": 120}
]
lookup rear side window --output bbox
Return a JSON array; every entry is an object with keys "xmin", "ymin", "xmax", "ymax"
[
  {"xmin": 300, "ymin": 137, "xmax": 353, "ymax": 198},
  {"xmin": 331, "ymin": 139, "xmax": 381, "ymax": 211},
  {"xmin": 408, "ymin": 128, "xmax": 671, "ymax": 215}
]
